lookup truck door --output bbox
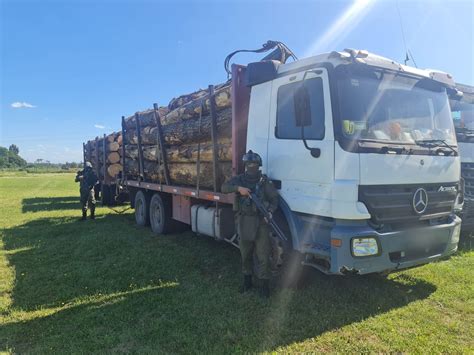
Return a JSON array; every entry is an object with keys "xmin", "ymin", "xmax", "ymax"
[{"xmin": 266, "ymin": 68, "xmax": 335, "ymax": 216}]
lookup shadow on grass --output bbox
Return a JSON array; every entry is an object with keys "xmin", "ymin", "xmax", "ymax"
[
  {"xmin": 22, "ymin": 196, "xmax": 80, "ymax": 213},
  {"xmin": 0, "ymin": 214, "xmax": 437, "ymax": 353}
]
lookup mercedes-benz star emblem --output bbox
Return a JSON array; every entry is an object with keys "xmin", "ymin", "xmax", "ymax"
[{"xmin": 413, "ymin": 188, "xmax": 428, "ymax": 214}]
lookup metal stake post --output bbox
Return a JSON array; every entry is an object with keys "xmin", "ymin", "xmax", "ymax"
[
  {"xmin": 208, "ymin": 85, "xmax": 220, "ymax": 192},
  {"xmin": 82, "ymin": 143, "xmax": 86, "ymax": 168},
  {"xmin": 95, "ymin": 137, "xmax": 100, "ymax": 177},
  {"xmin": 121, "ymin": 116, "xmax": 126, "ymax": 183},
  {"xmin": 102, "ymin": 134, "xmax": 107, "ymax": 202},
  {"xmin": 153, "ymin": 103, "xmax": 170, "ymax": 186},
  {"xmin": 135, "ymin": 112, "xmax": 145, "ymax": 181}
]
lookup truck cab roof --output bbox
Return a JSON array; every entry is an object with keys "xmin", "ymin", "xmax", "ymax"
[{"xmin": 253, "ymin": 48, "xmax": 456, "ymax": 89}]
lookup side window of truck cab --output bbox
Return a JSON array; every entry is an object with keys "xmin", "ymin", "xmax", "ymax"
[{"xmin": 275, "ymin": 77, "xmax": 325, "ymax": 140}]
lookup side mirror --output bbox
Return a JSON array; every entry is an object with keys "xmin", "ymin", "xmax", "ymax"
[
  {"xmin": 446, "ymin": 87, "xmax": 463, "ymax": 101},
  {"xmin": 294, "ymin": 84, "xmax": 312, "ymax": 127}
]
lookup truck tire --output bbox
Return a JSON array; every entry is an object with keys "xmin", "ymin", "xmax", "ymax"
[
  {"xmin": 149, "ymin": 193, "xmax": 188, "ymax": 235},
  {"xmin": 134, "ymin": 190, "xmax": 150, "ymax": 226},
  {"xmin": 149, "ymin": 193, "xmax": 174, "ymax": 234}
]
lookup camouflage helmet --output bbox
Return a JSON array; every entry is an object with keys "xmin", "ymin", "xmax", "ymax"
[
  {"xmin": 242, "ymin": 150, "xmax": 262, "ymax": 167},
  {"xmin": 85, "ymin": 161, "xmax": 93, "ymax": 169}
]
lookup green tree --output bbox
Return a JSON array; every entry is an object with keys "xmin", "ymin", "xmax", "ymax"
[
  {"xmin": 0, "ymin": 145, "xmax": 27, "ymax": 168},
  {"xmin": 8, "ymin": 144, "xmax": 19, "ymax": 155}
]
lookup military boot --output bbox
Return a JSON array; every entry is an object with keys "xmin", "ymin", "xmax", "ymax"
[
  {"xmin": 259, "ymin": 279, "xmax": 270, "ymax": 298},
  {"xmin": 239, "ymin": 274, "xmax": 253, "ymax": 293},
  {"xmin": 80, "ymin": 210, "xmax": 87, "ymax": 221},
  {"xmin": 90, "ymin": 206, "xmax": 96, "ymax": 220}
]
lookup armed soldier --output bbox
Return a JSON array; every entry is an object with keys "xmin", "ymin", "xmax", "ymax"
[
  {"xmin": 75, "ymin": 162, "xmax": 99, "ymax": 221},
  {"xmin": 222, "ymin": 150, "xmax": 279, "ymax": 298}
]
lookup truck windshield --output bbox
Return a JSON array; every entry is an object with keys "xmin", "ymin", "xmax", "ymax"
[{"xmin": 336, "ymin": 65, "xmax": 456, "ymax": 146}]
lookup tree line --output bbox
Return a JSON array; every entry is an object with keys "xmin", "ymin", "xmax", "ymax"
[{"xmin": 0, "ymin": 144, "xmax": 82, "ymax": 170}]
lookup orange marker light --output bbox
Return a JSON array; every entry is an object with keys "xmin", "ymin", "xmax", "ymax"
[{"xmin": 331, "ymin": 239, "xmax": 342, "ymax": 248}]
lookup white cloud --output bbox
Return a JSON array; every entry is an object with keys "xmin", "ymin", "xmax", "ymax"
[
  {"xmin": 11, "ymin": 101, "xmax": 36, "ymax": 109},
  {"xmin": 94, "ymin": 124, "xmax": 105, "ymax": 129}
]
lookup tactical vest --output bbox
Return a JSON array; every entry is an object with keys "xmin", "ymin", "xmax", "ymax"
[{"xmin": 234, "ymin": 174, "xmax": 265, "ymax": 215}]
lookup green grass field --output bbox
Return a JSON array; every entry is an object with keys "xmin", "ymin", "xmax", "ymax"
[{"xmin": 0, "ymin": 173, "xmax": 473, "ymax": 353}]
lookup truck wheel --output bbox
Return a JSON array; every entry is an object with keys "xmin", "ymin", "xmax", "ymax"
[
  {"xmin": 149, "ymin": 193, "xmax": 172, "ymax": 234},
  {"xmin": 149, "ymin": 193, "xmax": 188, "ymax": 235},
  {"xmin": 134, "ymin": 190, "xmax": 150, "ymax": 226}
]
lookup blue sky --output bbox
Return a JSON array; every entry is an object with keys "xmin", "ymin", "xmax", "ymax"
[{"xmin": 1, "ymin": 0, "xmax": 473, "ymax": 163}]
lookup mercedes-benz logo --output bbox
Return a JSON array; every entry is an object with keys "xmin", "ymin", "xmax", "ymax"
[{"xmin": 413, "ymin": 188, "xmax": 428, "ymax": 214}]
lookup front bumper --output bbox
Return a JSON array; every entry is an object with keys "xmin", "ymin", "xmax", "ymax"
[{"xmin": 327, "ymin": 215, "xmax": 461, "ymax": 275}]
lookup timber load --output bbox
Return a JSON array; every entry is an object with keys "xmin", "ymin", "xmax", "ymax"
[
  {"xmin": 122, "ymin": 82, "xmax": 233, "ymax": 190},
  {"xmin": 84, "ymin": 132, "xmax": 123, "ymax": 182}
]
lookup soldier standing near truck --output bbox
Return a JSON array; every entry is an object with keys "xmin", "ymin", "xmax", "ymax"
[
  {"xmin": 222, "ymin": 150, "xmax": 279, "ymax": 298},
  {"xmin": 75, "ymin": 161, "xmax": 98, "ymax": 221}
]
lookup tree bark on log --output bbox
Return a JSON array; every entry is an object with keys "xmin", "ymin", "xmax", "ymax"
[
  {"xmin": 123, "ymin": 107, "xmax": 169, "ymax": 129},
  {"xmin": 168, "ymin": 82, "xmax": 230, "ymax": 111},
  {"xmin": 123, "ymin": 83, "xmax": 231, "ymax": 129},
  {"xmin": 126, "ymin": 107, "xmax": 232, "ymax": 145},
  {"xmin": 163, "ymin": 85, "xmax": 231, "ymax": 125},
  {"xmin": 124, "ymin": 138, "xmax": 231, "ymax": 163},
  {"xmin": 125, "ymin": 159, "xmax": 231, "ymax": 190}
]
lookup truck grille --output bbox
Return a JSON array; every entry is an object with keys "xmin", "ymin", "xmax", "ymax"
[
  {"xmin": 359, "ymin": 183, "xmax": 457, "ymax": 226},
  {"xmin": 461, "ymin": 163, "xmax": 474, "ymax": 197}
]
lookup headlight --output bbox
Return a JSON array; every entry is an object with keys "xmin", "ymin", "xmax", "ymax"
[
  {"xmin": 352, "ymin": 237, "xmax": 379, "ymax": 257},
  {"xmin": 452, "ymin": 224, "xmax": 461, "ymax": 244}
]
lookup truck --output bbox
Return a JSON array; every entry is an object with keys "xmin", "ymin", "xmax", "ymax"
[
  {"xmin": 451, "ymin": 83, "xmax": 474, "ymax": 234},
  {"xmin": 84, "ymin": 42, "xmax": 462, "ymax": 277}
]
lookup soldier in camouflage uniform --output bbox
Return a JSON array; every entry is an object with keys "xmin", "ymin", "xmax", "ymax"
[
  {"xmin": 75, "ymin": 161, "xmax": 98, "ymax": 221},
  {"xmin": 222, "ymin": 150, "xmax": 279, "ymax": 298}
]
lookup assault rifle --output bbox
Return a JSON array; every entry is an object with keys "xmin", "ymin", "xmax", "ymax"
[{"xmin": 248, "ymin": 192, "xmax": 288, "ymax": 242}]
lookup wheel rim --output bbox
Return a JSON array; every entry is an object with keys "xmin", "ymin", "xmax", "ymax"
[
  {"xmin": 151, "ymin": 200, "xmax": 162, "ymax": 228},
  {"xmin": 150, "ymin": 199, "xmax": 163, "ymax": 232}
]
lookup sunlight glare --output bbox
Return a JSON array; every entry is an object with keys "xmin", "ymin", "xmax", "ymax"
[{"xmin": 303, "ymin": 0, "xmax": 376, "ymax": 57}]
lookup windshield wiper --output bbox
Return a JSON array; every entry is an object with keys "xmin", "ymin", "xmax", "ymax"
[
  {"xmin": 358, "ymin": 140, "xmax": 412, "ymax": 154},
  {"xmin": 415, "ymin": 139, "xmax": 457, "ymax": 155},
  {"xmin": 379, "ymin": 146, "xmax": 409, "ymax": 154}
]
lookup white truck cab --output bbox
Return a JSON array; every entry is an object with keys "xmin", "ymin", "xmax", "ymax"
[{"xmin": 244, "ymin": 49, "xmax": 461, "ymax": 274}]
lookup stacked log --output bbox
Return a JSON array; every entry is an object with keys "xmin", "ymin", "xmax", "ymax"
[
  {"xmin": 85, "ymin": 132, "xmax": 123, "ymax": 181},
  {"xmin": 122, "ymin": 82, "xmax": 233, "ymax": 190}
]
